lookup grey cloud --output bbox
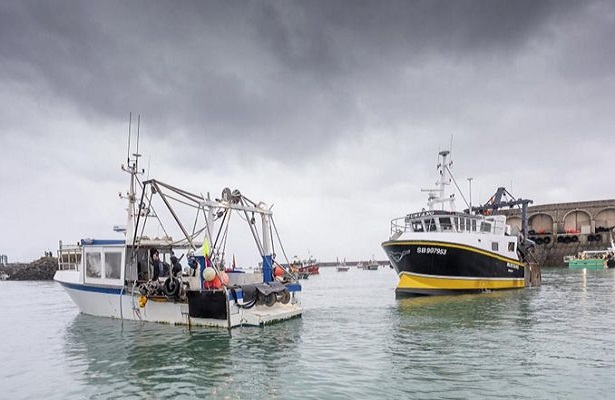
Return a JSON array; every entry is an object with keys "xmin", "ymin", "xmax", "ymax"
[{"xmin": 0, "ymin": 0, "xmax": 588, "ymax": 157}]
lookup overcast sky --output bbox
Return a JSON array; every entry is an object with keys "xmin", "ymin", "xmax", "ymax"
[{"xmin": 1, "ymin": 0, "xmax": 614, "ymax": 264}]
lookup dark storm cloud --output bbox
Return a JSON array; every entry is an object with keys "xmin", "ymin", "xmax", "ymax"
[{"xmin": 0, "ymin": 0, "xmax": 597, "ymax": 158}]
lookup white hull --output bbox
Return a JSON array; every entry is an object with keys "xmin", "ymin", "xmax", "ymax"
[{"xmin": 56, "ymin": 272, "xmax": 302, "ymax": 329}]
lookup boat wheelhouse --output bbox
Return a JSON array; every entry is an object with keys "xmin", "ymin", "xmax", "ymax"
[{"xmin": 382, "ymin": 150, "xmax": 539, "ymax": 296}]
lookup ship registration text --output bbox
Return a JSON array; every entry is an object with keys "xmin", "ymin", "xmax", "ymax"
[{"xmin": 417, "ymin": 247, "xmax": 447, "ymax": 255}]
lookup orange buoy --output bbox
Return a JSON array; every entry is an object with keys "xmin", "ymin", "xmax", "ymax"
[
  {"xmin": 220, "ymin": 272, "xmax": 229, "ymax": 285},
  {"xmin": 274, "ymin": 265, "xmax": 285, "ymax": 277},
  {"xmin": 211, "ymin": 275, "xmax": 222, "ymax": 289}
]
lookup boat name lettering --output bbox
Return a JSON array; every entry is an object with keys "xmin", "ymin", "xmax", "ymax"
[
  {"xmin": 506, "ymin": 262, "xmax": 519, "ymax": 270},
  {"xmin": 417, "ymin": 247, "xmax": 447, "ymax": 255}
]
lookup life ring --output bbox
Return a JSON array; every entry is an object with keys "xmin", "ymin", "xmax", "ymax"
[
  {"xmin": 278, "ymin": 289, "xmax": 291, "ymax": 304},
  {"xmin": 163, "ymin": 277, "xmax": 181, "ymax": 297}
]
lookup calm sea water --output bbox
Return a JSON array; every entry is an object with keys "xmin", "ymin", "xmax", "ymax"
[{"xmin": 2, "ymin": 267, "xmax": 615, "ymax": 399}]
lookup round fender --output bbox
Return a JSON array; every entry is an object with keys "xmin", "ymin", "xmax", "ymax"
[
  {"xmin": 595, "ymin": 234, "xmax": 602, "ymax": 242},
  {"xmin": 256, "ymin": 292, "xmax": 266, "ymax": 305},
  {"xmin": 163, "ymin": 277, "xmax": 181, "ymax": 297},
  {"xmin": 138, "ymin": 284, "xmax": 148, "ymax": 295},
  {"xmin": 543, "ymin": 236, "xmax": 551, "ymax": 244},
  {"xmin": 265, "ymin": 293, "xmax": 277, "ymax": 307},
  {"xmin": 278, "ymin": 289, "xmax": 291, "ymax": 304}
]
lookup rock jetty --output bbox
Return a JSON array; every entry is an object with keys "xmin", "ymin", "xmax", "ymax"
[{"xmin": 1, "ymin": 257, "xmax": 57, "ymax": 280}]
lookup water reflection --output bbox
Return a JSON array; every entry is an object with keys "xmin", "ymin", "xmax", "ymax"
[
  {"xmin": 63, "ymin": 315, "xmax": 303, "ymax": 399},
  {"xmin": 384, "ymin": 289, "xmax": 540, "ymax": 398}
]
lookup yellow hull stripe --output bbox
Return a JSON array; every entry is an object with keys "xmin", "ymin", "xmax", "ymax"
[
  {"xmin": 398, "ymin": 272, "xmax": 525, "ymax": 290},
  {"xmin": 382, "ymin": 240, "xmax": 523, "ymax": 266}
]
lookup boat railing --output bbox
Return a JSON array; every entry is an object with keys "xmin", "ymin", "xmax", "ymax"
[{"xmin": 57, "ymin": 246, "xmax": 82, "ymax": 271}]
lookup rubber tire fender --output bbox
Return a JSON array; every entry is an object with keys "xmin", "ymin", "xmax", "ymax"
[
  {"xmin": 265, "ymin": 292, "xmax": 277, "ymax": 307},
  {"xmin": 163, "ymin": 277, "xmax": 181, "ymax": 297},
  {"xmin": 279, "ymin": 289, "xmax": 291, "ymax": 304}
]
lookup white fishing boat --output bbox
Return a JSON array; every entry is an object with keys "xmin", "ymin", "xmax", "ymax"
[
  {"xmin": 365, "ymin": 258, "xmax": 379, "ymax": 270},
  {"xmin": 54, "ymin": 127, "xmax": 302, "ymax": 328},
  {"xmin": 382, "ymin": 149, "xmax": 540, "ymax": 296},
  {"xmin": 336, "ymin": 258, "xmax": 350, "ymax": 272}
]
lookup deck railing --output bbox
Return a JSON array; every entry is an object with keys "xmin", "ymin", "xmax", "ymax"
[{"xmin": 57, "ymin": 246, "xmax": 82, "ymax": 270}]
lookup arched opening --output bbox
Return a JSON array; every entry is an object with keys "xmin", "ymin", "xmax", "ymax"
[
  {"xmin": 594, "ymin": 208, "xmax": 615, "ymax": 231},
  {"xmin": 529, "ymin": 213, "xmax": 553, "ymax": 234},
  {"xmin": 563, "ymin": 210, "xmax": 591, "ymax": 233}
]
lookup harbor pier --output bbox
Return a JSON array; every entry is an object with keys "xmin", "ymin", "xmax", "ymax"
[{"xmin": 499, "ymin": 199, "xmax": 615, "ymax": 266}]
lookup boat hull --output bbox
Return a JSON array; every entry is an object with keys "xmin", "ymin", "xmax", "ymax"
[
  {"xmin": 567, "ymin": 259, "xmax": 606, "ymax": 269},
  {"xmin": 382, "ymin": 240, "xmax": 526, "ymax": 296},
  {"xmin": 56, "ymin": 276, "xmax": 302, "ymax": 328}
]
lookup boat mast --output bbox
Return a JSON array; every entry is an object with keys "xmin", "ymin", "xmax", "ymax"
[
  {"xmin": 424, "ymin": 150, "xmax": 455, "ymax": 211},
  {"xmin": 120, "ymin": 113, "xmax": 143, "ymax": 245}
]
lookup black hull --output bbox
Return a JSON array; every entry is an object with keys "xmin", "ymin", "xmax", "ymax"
[{"xmin": 382, "ymin": 240, "xmax": 526, "ymax": 295}]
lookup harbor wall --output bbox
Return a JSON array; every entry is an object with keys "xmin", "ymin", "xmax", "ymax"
[{"xmin": 498, "ymin": 199, "xmax": 615, "ymax": 266}]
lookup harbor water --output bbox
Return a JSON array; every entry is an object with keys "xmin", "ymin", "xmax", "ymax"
[{"xmin": 2, "ymin": 267, "xmax": 615, "ymax": 399}]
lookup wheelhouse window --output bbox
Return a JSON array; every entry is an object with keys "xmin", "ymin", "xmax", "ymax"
[
  {"xmin": 480, "ymin": 222, "xmax": 492, "ymax": 233},
  {"xmin": 492, "ymin": 242, "xmax": 499, "ymax": 251},
  {"xmin": 105, "ymin": 251, "xmax": 122, "ymax": 279},
  {"xmin": 508, "ymin": 242, "xmax": 515, "ymax": 252},
  {"xmin": 440, "ymin": 217, "xmax": 453, "ymax": 231},
  {"xmin": 425, "ymin": 218, "xmax": 437, "ymax": 232},
  {"xmin": 86, "ymin": 252, "xmax": 102, "ymax": 278},
  {"xmin": 412, "ymin": 220, "xmax": 424, "ymax": 232}
]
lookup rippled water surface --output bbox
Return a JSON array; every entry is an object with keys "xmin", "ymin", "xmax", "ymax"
[{"xmin": 2, "ymin": 268, "xmax": 615, "ymax": 399}]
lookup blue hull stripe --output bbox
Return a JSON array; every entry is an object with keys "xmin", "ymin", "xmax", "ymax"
[{"xmin": 57, "ymin": 281, "xmax": 124, "ymax": 295}]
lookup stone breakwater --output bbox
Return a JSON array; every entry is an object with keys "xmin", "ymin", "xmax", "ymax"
[{"xmin": 0, "ymin": 257, "xmax": 57, "ymax": 280}]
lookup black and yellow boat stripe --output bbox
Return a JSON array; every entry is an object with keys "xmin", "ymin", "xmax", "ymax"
[
  {"xmin": 398, "ymin": 271, "xmax": 525, "ymax": 290},
  {"xmin": 382, "ymin": 240, "xmax": 523, "ymax": 266}
]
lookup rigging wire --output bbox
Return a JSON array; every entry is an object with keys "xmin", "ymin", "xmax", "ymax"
[
  {"xmin": 445, "ymin": 165, "xmax": 470, "ymax": 210},
  {"xmin": 270, "ymin": 216, "xmax": 292, "ymax": 268},
  {"xmin": 239, "ymin": 198, "xmax": 265, "ymax": 257}
]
